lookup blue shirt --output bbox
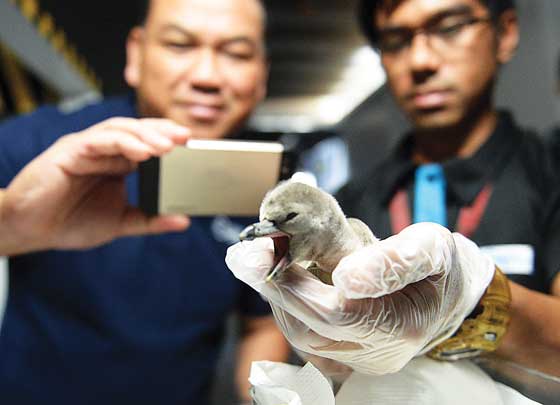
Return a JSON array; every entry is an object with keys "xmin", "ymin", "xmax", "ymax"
[{"xmin": 0, "ymin": 96, "xmax": 270, "ymax": 404}]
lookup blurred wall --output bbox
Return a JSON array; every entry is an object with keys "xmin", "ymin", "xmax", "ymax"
[
  {"xmin": 547, "ymin": 0, "xmax": 560, "ymax": 121},
  {"xmin": 495, "ymin": 0, "xmax": 559, "ymax": 132}
]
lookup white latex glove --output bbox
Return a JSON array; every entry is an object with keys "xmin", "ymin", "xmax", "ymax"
[{"xmin": 226, "ymin": 223, "xmax": 494, "ymax": 375}]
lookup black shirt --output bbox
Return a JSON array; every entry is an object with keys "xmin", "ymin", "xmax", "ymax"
[{"xmin": 337, "ymin": 112, "xmax": 560, "ymax": 292}]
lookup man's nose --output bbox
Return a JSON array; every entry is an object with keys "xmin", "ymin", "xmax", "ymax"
[
  {"xmin": 408, "ymin": 34, "xmax": 441, "ymax": 80},
  {"xmin": 189, "ymin": 48, "xmax": 223, "ymax": 91}
]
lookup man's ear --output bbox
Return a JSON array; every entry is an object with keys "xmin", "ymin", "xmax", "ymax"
[
  {"xmin": 496, "ymin": 9, "xmax": 519, "ymax": 64},
  {"xmin": 124, "ymin": 27, "xmax": 144, "ymax": 89},
  {"xmin": 553, "ymin": 273, "xmax": 560, "ymax": 297}
]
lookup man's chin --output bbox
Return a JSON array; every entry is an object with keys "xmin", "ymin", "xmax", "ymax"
[
  {"xmin": 168, "ymin": 116, "xmax": 230, "ymax": 140},
  {"xmin": 188, "ymin": 125, "xmax": 229, "ymax": 140},
  {"xmin": 409, "ymin": 109, "xmax": 462, "ymax": 131}
]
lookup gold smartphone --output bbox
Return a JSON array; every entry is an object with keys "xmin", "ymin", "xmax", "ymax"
[{"xmin": 139, "ymin": 139, "xmax": 290, "ymax": 216}]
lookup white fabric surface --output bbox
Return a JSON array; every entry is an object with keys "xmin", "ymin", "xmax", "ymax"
[
  {"xmin": 250, "ymin": 361, "xmax": 335, "ymax": 405},
  {"xmin": 249, "ymin": 357, "xmax": 541, "ymax": 405}
]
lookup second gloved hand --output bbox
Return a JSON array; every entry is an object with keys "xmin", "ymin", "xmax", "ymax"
[{"xmin": 226, "ymin": 222, "xmax": 495, "ymax": 375}]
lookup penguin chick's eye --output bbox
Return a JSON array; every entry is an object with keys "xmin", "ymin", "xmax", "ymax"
[{"xmin": 285, "ymin": 212, "xmax": 299, "ymax": 222}]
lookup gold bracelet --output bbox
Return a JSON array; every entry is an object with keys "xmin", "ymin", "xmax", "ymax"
[{"xmin": 428, "ymin": 267, "xmax": 511, "ymax": 361}]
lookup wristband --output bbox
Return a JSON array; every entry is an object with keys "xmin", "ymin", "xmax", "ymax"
[{"xmin": 428, "ymin": 267, "xmax": 511, "ymax": 361}]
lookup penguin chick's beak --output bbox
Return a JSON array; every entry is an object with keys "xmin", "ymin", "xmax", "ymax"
[{"xmin": 239, "ymin": 220, "xmax": 291, "ymax": 281}]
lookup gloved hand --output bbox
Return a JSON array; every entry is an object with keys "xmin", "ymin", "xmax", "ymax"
[{"xmin": 226, "ymin": 223, "xmax": 494, "ymax": 375}]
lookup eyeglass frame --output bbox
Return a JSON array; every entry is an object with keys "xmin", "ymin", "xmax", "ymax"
[{"xmin": 375, "ymin": 15, "xmax": 493, "ymax": 56}]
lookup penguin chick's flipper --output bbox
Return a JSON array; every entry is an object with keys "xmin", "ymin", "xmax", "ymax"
[{"xmin": 348, "ymin": 218, "xmax": 377, "ymax": 246}]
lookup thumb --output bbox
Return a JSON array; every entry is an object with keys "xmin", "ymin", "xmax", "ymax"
[
  {"xmin": 118, "ymin": 207, "xmax": 190, "ymax": 237},
  {"xmin": 332, "ymin": 223, "xmax": 455, "ymax": 299}
]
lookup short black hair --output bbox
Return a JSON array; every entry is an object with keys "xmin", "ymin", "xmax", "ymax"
[
  {"xmin": 135, "ymin": 0, "xmax": 267, "ymax": 26},
  {"xmin": 135, "ymin": 0, "xmax": 150, "ymax": 25},
  {"xmin": 358, "ymin": 0, "xmax": 516, "ymax": 46},
  {"xmin": 132, "ymin": 0, "xmax": 269, "ymax": 55}
]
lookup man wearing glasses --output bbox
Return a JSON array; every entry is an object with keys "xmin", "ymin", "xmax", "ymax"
[
  {"xmin": 336, "ymin": 0, "xmax": 560, "ymax": 370},
  {"xmin": 225, "ymin": 0, "xmax": 560, "ymax": 382}
]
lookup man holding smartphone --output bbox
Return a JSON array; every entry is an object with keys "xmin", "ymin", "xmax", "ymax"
[{"xmin": 0, "ymin": 0, "xmax": 289, "ymax": 404}]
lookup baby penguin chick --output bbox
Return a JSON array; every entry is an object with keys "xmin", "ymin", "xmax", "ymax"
[{"xmin": 239, "ymin": 181, "xmax": 376, "ymax": 285}]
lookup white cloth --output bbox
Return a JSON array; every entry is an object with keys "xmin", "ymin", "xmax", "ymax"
[
  {"xmin": 249, "ymin": 357, "xmax": 541, "ymax": 405},
  {"xmin": 250, "ymin": 361, "xmax": 334, "ymax": 405}
]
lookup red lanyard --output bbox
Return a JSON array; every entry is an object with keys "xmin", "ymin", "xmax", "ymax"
[{"xmin": 389, "ymin": 184, "xmax": 493, "ymax": 238}]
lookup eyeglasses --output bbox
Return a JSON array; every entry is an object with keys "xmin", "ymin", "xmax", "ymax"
[{"xmin": 377, "ymin": 15, "xmax": 492, "ymax": 56}]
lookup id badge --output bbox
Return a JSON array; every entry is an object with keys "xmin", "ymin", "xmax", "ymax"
[{"xmin": 480, "ymin": 244, "xmax": 534, "ymax": 275}]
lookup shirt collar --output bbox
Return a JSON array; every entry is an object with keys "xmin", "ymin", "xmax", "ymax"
[{"xmin": 378, "ymin": 111, "xmax": 521, "ymax": 205}]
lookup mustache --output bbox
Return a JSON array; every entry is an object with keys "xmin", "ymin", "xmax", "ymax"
[
  {"xmin": 403, "ymin": 81, "xmax": 455, "ymax": 100},
  {"xmin": 174, "ymin": 100, "xmax": 226, "ymax": 108}
]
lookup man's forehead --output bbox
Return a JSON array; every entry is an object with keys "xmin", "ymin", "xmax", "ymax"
[
  {"xmin": 376, "ymin": 0, "xmax": 486, "ymax": 27},
  {"xmin": 147, "ymin": 0, "xmax": 265, "ymax": 37}
]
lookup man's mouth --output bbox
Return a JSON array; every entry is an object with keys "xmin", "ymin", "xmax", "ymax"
[
  {"xmin": 187, "ymin": 104, "xmax": 224, "ymax": 121},
  {"xmin": 407, "ymin": 87, "xmax": 453, "ymax": 111},
  {"xmin": 175, "ymin": 99, "xmax": 226, "ymax": 122},
  {"xmin": 412, "ymin": 90, "xmax": 450, "ymax": 110}
]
